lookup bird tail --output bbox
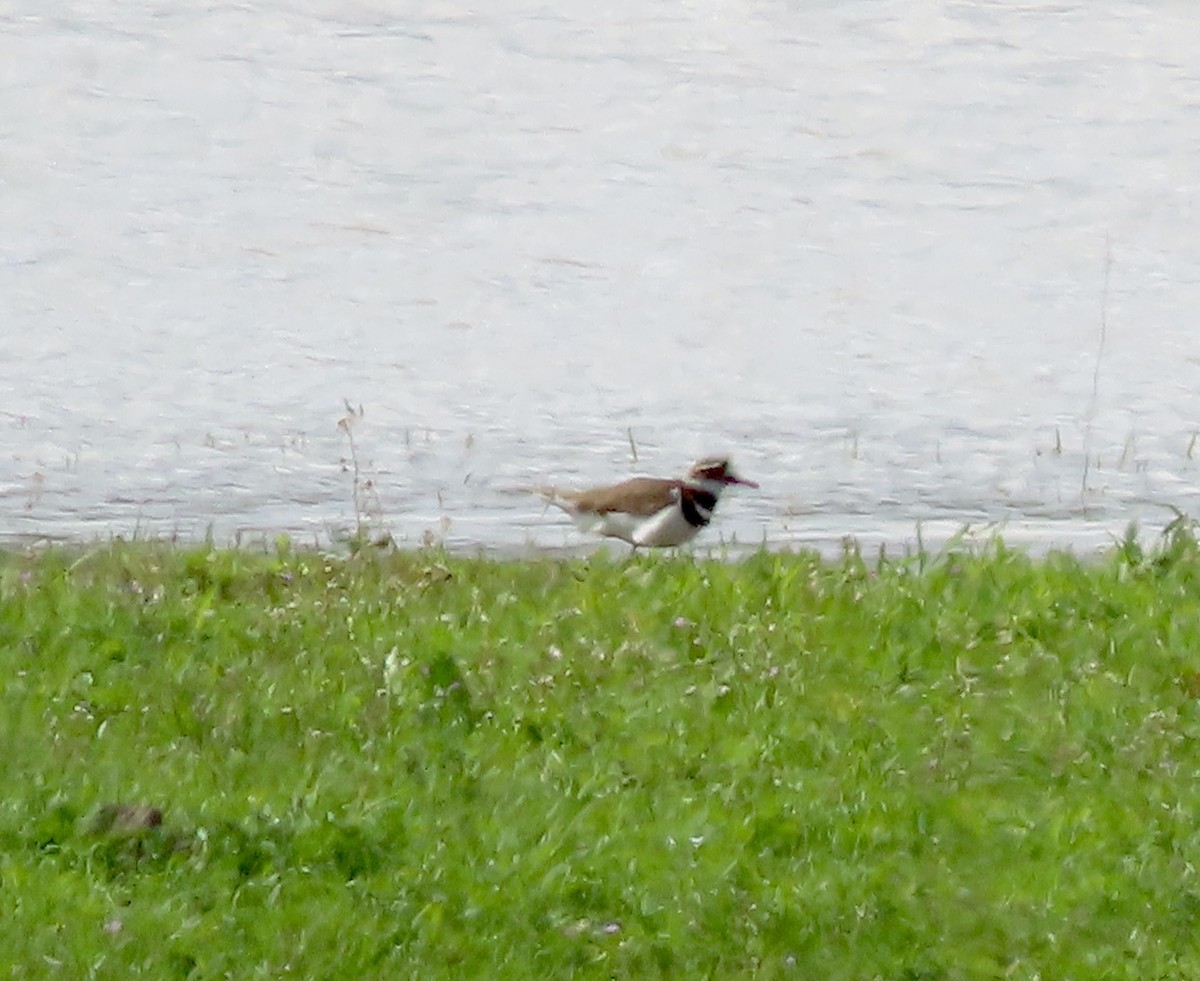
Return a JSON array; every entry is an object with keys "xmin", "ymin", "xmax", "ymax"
[{"xmin": 530, "ymin": 485, "xmax": 576, "ymax": 514}]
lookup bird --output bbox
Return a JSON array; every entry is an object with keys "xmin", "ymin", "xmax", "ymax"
[{"xmin": 537, "ymin": 456, "xmax": 758, "ymax": 548}]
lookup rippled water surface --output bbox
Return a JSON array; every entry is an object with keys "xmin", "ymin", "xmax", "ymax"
[{"xmin": 3, "ymin": 1, "xmax": 1199, "ymax": 554}]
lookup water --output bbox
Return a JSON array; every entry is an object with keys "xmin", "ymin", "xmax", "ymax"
[{"xmin": 3, "ymin": 1, "xmax": 1199, "ymax": 555}]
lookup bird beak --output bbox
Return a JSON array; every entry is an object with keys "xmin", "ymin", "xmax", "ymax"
[{"xmin": 727, "ymin": 473, "xmax": 759, "ymax": 489}]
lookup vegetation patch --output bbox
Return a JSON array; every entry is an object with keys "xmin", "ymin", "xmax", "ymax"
[{"xmin": 3, "ymin": 526, "xmax": 1200, "ymax": 978}]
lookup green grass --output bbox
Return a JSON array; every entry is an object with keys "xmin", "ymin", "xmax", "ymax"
[{"xmin": 4, "ymin": 527, "xmax": 1200, "ymax": 978}]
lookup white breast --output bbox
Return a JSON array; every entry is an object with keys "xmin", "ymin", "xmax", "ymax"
[
  {"xmin": 630, "ymin": 503, "xmax": 703, "ymax": 548},
  {"xmin": 565, "ymin": 502, "xmax": 699, "ymax": 548}
]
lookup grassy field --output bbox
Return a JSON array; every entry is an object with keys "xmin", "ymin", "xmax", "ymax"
[{"xmin": 4, "ymin": 528, "xmax": 1200, "ymax": 979}]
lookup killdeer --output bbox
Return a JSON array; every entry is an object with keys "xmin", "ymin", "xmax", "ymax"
[{"xmin": 538, "ymin": 456, "xmax": 758, "ymax": 548}]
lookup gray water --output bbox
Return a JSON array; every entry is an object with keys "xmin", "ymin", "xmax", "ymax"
[{"xmin": 3, "ymin": 1, "xmax": 1199, "ymax": 555}]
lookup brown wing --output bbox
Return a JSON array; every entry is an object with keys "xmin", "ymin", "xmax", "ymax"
[{"xmin": 561, "ymin": 477, "xmax": 681, "ymax": 516}]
